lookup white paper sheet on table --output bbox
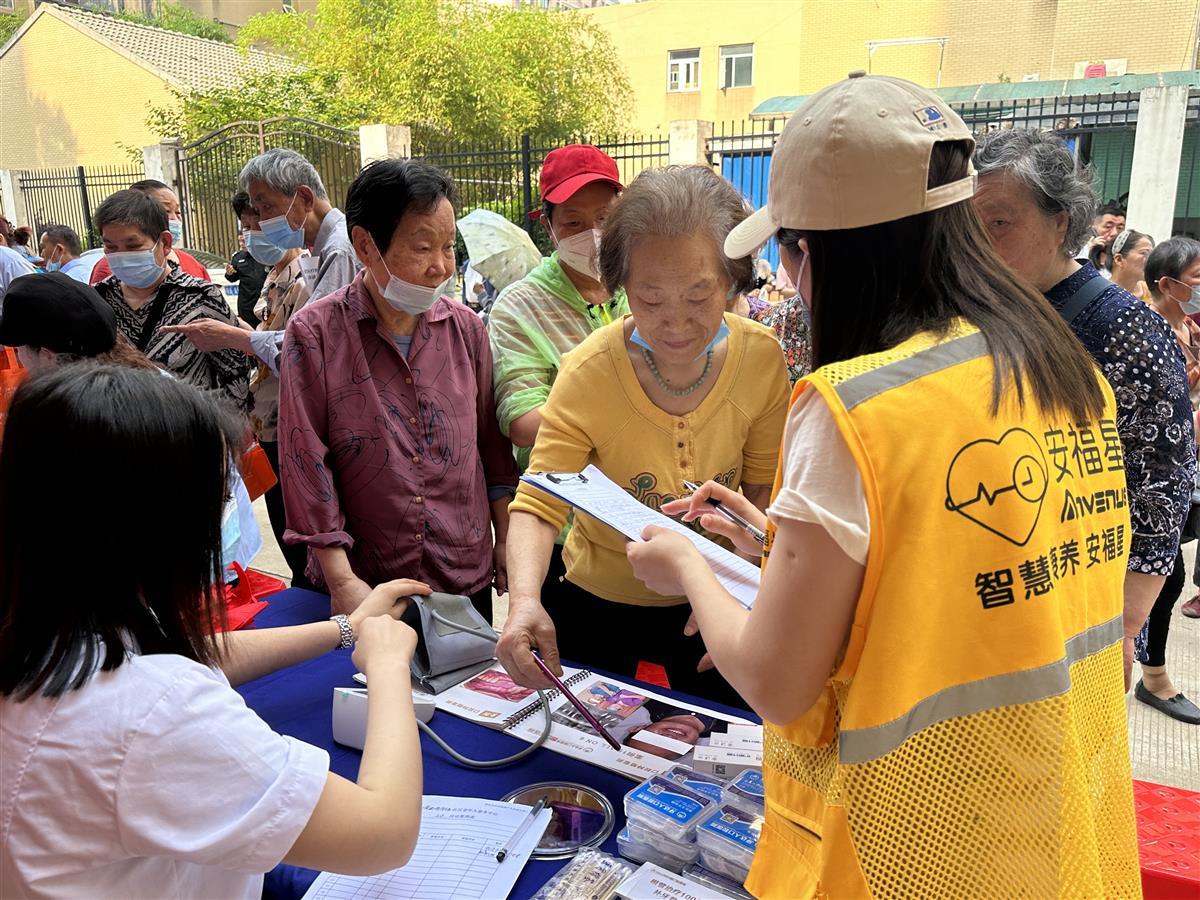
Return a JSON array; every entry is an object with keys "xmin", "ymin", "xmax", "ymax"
[
  {"xmin": 522, "ymin": 465, "xmax": 761, "ymax": 608},
  {"xmin": 300, "ymin": 796, "xmax": 551, "ymax": 900}
]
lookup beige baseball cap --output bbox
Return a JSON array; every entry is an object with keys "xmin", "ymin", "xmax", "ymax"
[{"xmin": 725, "ymin": 71, "xmax": 977, "ymax": 259}]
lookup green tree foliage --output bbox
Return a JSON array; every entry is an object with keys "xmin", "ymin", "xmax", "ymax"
[
  {"xmin": 118, "ymin": 1, "xmax": 231, "ymax": 43},
  {"xmin": 149, "ymin": 0, "xmax": 631, "ymax": 143},
  {"xmin": 0, "ymin": 13, "xmax": 27, "ymax": 46},
  {"xmin": 145, "ymin": 70, "xmax": 356, "ymax": 143}
]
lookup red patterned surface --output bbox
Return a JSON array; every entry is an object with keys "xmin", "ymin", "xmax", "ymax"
[{"xmin": 1135, "ymin": 780, "xmax": 1200, "ymax": 899}]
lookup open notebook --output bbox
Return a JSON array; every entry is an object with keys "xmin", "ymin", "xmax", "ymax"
[
  {"xmin": 521, "ymin": 466, "xmax": 761, "ymax": 608},
  {"xmin": 361, "ymin": 662, "xmax": 756, "ymax": 781}
]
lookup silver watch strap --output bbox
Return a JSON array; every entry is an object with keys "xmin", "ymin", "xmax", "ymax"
[{"xmin": 331, "ymin": 614, "xmax": 354, "ymax": 649}]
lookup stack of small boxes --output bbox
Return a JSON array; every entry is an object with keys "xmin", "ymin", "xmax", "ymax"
[
  {"xmin": 695, "ymin": 769, "xmax": 764, "ymax": 883},
  {"xmin": 620, "ymin": 743, "xmax": 765, "ymax": 888}
]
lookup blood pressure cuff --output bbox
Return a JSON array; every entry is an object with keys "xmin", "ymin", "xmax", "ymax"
[{"xmin": 402, "ymin": 592, "xmax": 499, "ymax": 694}]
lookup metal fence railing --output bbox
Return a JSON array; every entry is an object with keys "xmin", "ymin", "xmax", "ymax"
[
  {"xmin": 707, "ymin": 118, "xmax": 788, "ymax": 266},
  {"xmin": 705, "ymin": 90, "xmax": 1200, "ymax": 247},
  {"xmin": 17, "ymin": 165, "xmax": 145, "ymax": 250},
  {"xmin": 415, "ymin": 131, "xmax": 669, "ymax": 252},
  {"xmin": 1176, "ymin": 92, "xmax": 1200, "ymax": 239},
  {"xmin": 949, "ymin": 92, "xmax": 1142, "ymax": 213},
  {"xmin": 175, "ymin": 118, "xmax": 361, "ymax": 262}
]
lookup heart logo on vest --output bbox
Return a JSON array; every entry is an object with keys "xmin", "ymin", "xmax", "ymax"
[{"xmin": 945, "ymin": 428, "xmax": 1048, "ymax": 546}]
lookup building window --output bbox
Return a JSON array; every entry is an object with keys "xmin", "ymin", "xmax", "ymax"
[
  {"xmin": 720, "ymin": 43, "xmax": 753, "ymax": 89},
  {"xmin": 668, "ymin": 48, "xmax": 701, "ymax": 93}
]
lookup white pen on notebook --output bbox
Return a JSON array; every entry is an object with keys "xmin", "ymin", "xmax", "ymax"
[{"xmin": 496, "ymin": 797, "xmax": 547, "ymax": 862}]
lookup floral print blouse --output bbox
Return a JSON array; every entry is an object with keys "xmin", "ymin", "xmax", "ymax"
[
  {"xmin": 753, "ymin": 293, "xmax": 814, "ymax": 385},
  {"xmin": 1046, "ymin": 263, "xmax": 1196, "ymax": 577}
]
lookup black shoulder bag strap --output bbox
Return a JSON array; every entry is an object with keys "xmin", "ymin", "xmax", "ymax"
[
  {"xmin": 134, "ymin": 290, "xmax": 171, "ymax": 353},
  {"xmin": 1056, "ymin": 272, "xmax": 1110, "ymax": 326}
]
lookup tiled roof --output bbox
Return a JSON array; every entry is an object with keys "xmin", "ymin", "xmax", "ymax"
[{"xmin": 38, "ymin": 3, "xmax": 298, "ymax": 92}]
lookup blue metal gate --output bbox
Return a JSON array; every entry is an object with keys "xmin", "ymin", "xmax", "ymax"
[{"xmin": 710, "ymin": 119, "xmax": 787, "ymax": 269}]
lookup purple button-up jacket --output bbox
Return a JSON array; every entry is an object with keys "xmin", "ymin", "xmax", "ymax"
[{"xmin": 278, "ymin": 272, "xmax": 518, "ymax": 594}]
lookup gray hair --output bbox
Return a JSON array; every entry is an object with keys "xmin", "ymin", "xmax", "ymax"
[
  {"xmin": 599, "ymin": 165, "xmax": 755, "ymax": 296},
  {"xmin": 239, "ymin": 148, "xmax": 328, "ymax": 201},
  {"xmin": 973, "ymin": 129, "xmax": 1095, "ymax": 258}
]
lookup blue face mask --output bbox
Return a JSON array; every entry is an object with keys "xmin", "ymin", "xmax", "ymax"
[
  {"xmin": 258, "ymin": 194, "xmax": 305, "ymax": 250},
  {"xmin": 107, "ymin": 241, "xmax": 166, "ymax": 289},
  {"xmin": 168, "ymin": 219, "xmax": 184, "ymax": 246},
  {"xmin": 631, "ymin": 320, "xmax": 731, "ymax": 360},
  {"xmin": 245, "ymin": 229, "xmax": 286, "ymax": 266}
]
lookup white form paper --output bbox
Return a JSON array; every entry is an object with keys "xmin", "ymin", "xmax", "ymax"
[
  {"xmin": 301, "ymin": 796, "xmax": 551, "ymax": 900},
  {"xmin": 522, "ymin": 465, "xmax": 761, "ymax": 608}
]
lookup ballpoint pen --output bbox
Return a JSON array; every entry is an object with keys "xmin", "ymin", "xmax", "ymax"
[
  {"xmin": 496, "ymin": 797, "xmax": 547, "ymax": 863},
  {"xmin": 682, "ymin": 480, "xmax": 768, "ymax": 546}
]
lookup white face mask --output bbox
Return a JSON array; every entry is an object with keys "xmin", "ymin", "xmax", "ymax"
[
  {"xmin": 381, "ymin": 271, "xmax": 456, "ymax": 315},
  {"xmin": 1170, "ymin": 277, "xmax": 1200, "ymax": 316},
  {"xmin": 553, "ymin": 227, "xmax": 603, "ymax": 282},
  {"xmin": 370, "ymin": 241, "xmax": 453, "ymax": 315}
]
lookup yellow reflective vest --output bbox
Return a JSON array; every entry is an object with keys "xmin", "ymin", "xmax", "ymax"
[{"xmin": 748, "ymin": 324, "xmax": 1141, "ymax": 899}]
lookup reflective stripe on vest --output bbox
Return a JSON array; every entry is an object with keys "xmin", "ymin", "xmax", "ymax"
[
  {"xmin": 833, "ymin": 331, "xmax": 989, "ymax": 411},
  {"xmin": 839, "ymin": 613, "xmax": 1122, "ymax": 764}
]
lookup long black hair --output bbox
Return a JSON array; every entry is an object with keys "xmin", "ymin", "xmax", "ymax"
[
  {"xmin": 778, "ymin": 141, "xmax": 1105, "ymax": 422},
  {"xmin": 0, "ymin": 365, "xmax": 240, "ymax": 699}
]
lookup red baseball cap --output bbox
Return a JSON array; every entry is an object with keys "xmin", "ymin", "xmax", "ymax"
[{"xmin": 532, "ymin": 144, "xmax": 622, "ymax": 218}]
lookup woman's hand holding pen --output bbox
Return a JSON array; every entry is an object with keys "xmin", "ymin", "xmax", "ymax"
[{"xmin": 660, "ymin": 480, "xmax": 769, "ymax": 557}]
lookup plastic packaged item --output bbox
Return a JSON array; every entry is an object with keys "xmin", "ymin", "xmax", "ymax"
[
  {"xmin": 627, "ymin": 820, "xmax": 699, "ymax": 858},
  {"xmin": 530, "ymin": 847, "xmax": 636, "ymax": 900},
  {"xmin": 698, "ymin": 848, "xmax": 751, "ymax": 885},
  {"xmin": 721, "ymin": 769, "xmax": 765, "ymax": 814},
  {"xmin": 696, "ymin": 805, "xmax": 762, "ymax": 882},
  {"xmin": 617, "ymin": 826, "xmax": 699, "ymax": 874},
  {"xmin": 681, "ymin": 863, "xmax": 755, "ymax": 900},
  {"xmin": 625, "ymin": 775, "xmax": 714, "ymax": 843},
  {"xmin": 665, "ymin": 765, "xmax": 727, "ymax": 804}
]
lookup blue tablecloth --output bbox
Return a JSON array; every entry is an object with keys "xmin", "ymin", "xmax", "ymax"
[{"xmin": 238, "ymin": 588, "xmax": 753, "ymax": 900}]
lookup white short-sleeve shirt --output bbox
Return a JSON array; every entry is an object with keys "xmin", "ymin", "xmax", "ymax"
[
  {"xmin": 1, "ymin": 652, "xmax": 329, "ymax": 899},
  {"xmin": 767, "ymin": 387, "xmax": 871, "ymax": 564}
]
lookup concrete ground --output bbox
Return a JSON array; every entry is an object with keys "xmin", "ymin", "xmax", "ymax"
[{"xmin": 250, "ymin": 497, "xmax": 1198, "ymax": 791}]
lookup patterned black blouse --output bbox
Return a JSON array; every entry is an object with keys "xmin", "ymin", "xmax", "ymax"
[
  {"xmin": 1045, "ymin": 263, "xmax": 1196, "ymax": 576},
  {"xmin": 95, "ymin": 266, "xmax": 250, "ymax": 411}
]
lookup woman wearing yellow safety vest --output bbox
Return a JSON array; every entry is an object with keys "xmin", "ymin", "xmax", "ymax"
[{"xmin": 627, "ymin": 73, "xmax": 1141, "ymax": 898}]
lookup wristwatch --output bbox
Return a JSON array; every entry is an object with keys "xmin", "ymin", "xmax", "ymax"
[{"xmin": 331, "ymin": 614, "xmax": 354, "ymax": 649}]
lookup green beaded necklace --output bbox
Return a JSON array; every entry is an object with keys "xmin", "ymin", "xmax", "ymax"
[{"xmin": 642, "ymin": 347, "xmax": 714, "ymax": 397}]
